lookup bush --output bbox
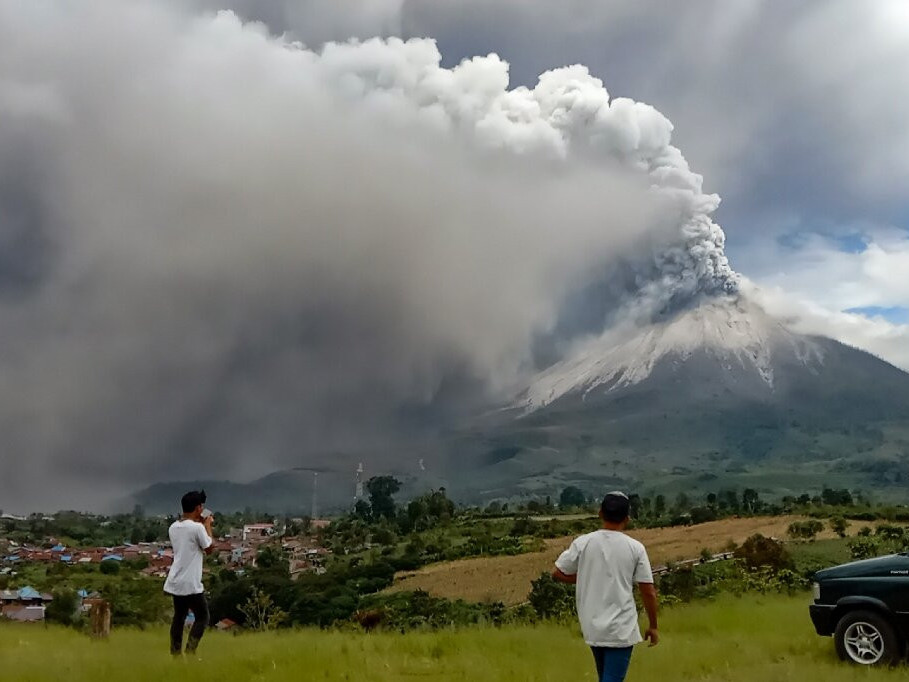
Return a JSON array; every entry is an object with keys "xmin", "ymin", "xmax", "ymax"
[
  {"xmin": 848, "ymin": 536, "xmax": 881, "ymax": 560},
  {"xmin": 828, "ymin": 517, "xmax": 849, "ymax": 538},
  {"xmin": 358, "ymin": 590, "xmax": 506, "ymax": 631},
  {"xmin": 528, "ymin": 573, "xmax": 575, "ymax": 620},
  {"xmin": 45, "ymin": 588, "xmax": 80, "ymax": 626},
  {"xmin": 99, "ymin": 560, "xmax": 120, "ymax": 575},
  {"xmin": 787, "ymin": 520, "xmax": 824, "ymax": 541},
  {"xmin": 735, "ymin": 534, "xmax": 793, "ymax": 571},
  {"xmin": 875, "ymin": 524, "xmax": 905, "ymax": 542},
  {"xmin": 657, "ymin": 567, "xmax": 699, "ymax": 602},
  {"xmin": 509, "ymin": 516, "xmax": 539, "ymax": 537}
]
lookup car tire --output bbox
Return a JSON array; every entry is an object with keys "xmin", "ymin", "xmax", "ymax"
[{"xmin": 834, "ymin": 610, "xmax": 902, "ymax": 666}]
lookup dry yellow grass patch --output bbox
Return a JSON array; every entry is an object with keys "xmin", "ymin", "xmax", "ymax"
[{"xmin": 387, "ymin": 515, "xmax": 843, "ymax": 605}]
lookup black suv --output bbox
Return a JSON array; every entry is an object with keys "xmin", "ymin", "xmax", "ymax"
[{"xmin": 811, "ymin": 554, "xmax": 909, "ymax": 665}]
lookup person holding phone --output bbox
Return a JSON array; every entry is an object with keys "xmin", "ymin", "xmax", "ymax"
[{"xmin": 164, "ymin": 490, "xmax": 214, "ymax": 656}]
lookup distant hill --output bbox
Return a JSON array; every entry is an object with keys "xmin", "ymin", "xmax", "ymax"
[{"xmin": 126, "ymin": 469, "xmax": 343, "ymax": 516}]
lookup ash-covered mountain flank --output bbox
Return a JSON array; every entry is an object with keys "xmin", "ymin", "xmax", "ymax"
[{"xmin": 447, "ymin": 296, "xmax": 909, "ymax": 500}]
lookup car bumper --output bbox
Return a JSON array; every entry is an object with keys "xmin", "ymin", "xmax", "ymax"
[{"xmin": 810, "ymin": 603, "xmax": 836, "ymax": 636}]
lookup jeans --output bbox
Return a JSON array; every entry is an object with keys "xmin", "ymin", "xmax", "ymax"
[
  {"xmin": 591, "ymin": 646, "xmax": 633, "ymax": 682},
  {"xmin": 170, "ymin": 593, "xmax": 209, "ymax": 655}
]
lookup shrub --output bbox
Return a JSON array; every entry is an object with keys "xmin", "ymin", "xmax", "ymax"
[
  {"xmin": 848, "ymin": 536, "xmax": 881, "ymax": 560},
  {"xmin": 657, "ymin": 567, "xmax": 698, "ymax": 602},
  {"xmin": 528, "ymin": 573, "xmax": 575, "ymax": 620},
  {"xmin": 875, "ymin": 524, "xmax": 905, "ymax": 542},
  {"xmin": 828, "ymin": 517, "xmax": 849, "ymax": 538},
  {"xmin": 99, "ymin": 560, "xmax": 120, "ymax": 575},
  {"xmin": 735, "ymin": 534, "xmax": 793, "ymax": 570},
  {"xmin": 358, "ymin": 590, "xmax": 506, "ymax": 631},
  {"xmin": 45, "ymin": 588, "xmax": 80, "ymax": 626},
  {"xmin": 786, "ymin": 520, "xmax": 824, "ymax": 541},
  {"xmin": 239, "ymin": 587, "xmax": 287, "ymax": 631}
]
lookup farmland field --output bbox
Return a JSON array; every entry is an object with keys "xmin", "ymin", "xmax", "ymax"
[
  {"xmin": 388, "ymin": 515, "xmax": 847, "ymax": 604},
  {"xmin": 2, "ymin": 594, "xmax": 905, "ymax": 681}
]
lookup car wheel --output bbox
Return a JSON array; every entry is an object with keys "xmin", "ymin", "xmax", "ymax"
[{"xmin": 834, "ymin": 610, "xmax": 902, "ymax": 666}]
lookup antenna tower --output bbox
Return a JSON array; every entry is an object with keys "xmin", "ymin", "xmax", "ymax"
[{"xmin": 355, "ymin": 462, "xmax": 364, "ymax": 501}]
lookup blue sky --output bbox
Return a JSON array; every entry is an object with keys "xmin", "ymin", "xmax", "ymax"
[{"xmin": 847, "ymin": 307, "xmax": 909, "ymax": 325}]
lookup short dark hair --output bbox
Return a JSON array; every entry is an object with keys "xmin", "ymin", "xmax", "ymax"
[
  {"xmin": 600, "ymin": 491, "xmax": 630, "ymax": 523},
  {"xmin": 181, "ymin": 489, "xmax": 206, "ymax": 514}
]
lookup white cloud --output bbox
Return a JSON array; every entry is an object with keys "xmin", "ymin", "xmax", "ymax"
[{"xmin": 746, "ymin": 229, "xmax": 909, "ymax": 313}]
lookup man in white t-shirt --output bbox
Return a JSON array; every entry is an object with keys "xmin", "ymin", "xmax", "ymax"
[
  {"xmin": 553, "ymin": 491, "xmax": 659, "ymax": 682},
  {"xmin": 164, "ymin": 490, "xmax": 214, "ymax": 656}
]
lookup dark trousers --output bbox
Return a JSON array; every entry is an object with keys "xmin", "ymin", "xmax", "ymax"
[
  {"xmin": 591, "ymin": 646, "xmax": 633, "ymax": 682},
  {"xmin": 170, "ymin": 593, "xmax": 209, "ymax": 655}
]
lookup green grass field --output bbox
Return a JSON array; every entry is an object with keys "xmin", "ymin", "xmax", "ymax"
[{"xmin": 1, "ymin": 594, "xmax": 904, "ymax": 681}]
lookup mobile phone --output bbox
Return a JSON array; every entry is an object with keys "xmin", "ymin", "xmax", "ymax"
[{"xmin": 201, "ymin": 508, "xmax": 212, "ymax": 519}]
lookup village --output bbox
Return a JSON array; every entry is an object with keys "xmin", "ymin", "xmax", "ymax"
[{"xmin": 0, "ymin": 516, "xmax": 332, "ymax": 624}]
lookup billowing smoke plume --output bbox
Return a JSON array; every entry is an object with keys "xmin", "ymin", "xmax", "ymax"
[{"xmin": 0, "ymin": 1, "xmax": 735, "ymax": 511}]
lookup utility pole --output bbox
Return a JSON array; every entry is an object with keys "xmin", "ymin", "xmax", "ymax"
[{"xmin": 311, "ymin": 472, "xmax": 318, "ymax": 520}]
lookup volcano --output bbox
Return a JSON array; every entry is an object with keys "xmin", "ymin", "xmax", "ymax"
[{"xmin": 447, "ymin": 296, "xmax": 909, "ymax": 501}]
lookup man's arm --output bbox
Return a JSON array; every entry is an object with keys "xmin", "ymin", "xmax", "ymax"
[
  {"xmin": 637, "ymin": 582, "xmax": 659, "ymax": 646},
  {"xmin": 551, "ymin": 567, "xmax": 577, "ymax": 584}
]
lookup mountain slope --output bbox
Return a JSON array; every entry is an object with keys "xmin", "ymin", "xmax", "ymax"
[{"xmin": 446, "ymin": 296, "xmax": 909, "ymax": 501}]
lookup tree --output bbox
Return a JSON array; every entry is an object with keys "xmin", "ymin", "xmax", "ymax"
[
  {"xmin": 742, "ymin": 489, "xmax": 760, "ymax": 514},
  {"xmin": 45, "ymin": 588, "xmax": 80, "ymax": 626},
  {"xmin": 821, "ymin": 487, "xmax": 853, "ymax": 507},
  {"xmin": 366, "ymin": 476, "xmax": 401, "ymax": 520},
  {"xmin": 559, "ymin": 486, "xmax": 586, "ymax": 508},
  {"xmin": 829, "ymin": 516, "xmax": 849, "ymax": 538},
  {"xmin": 654, "ymin": 495, "xmax": 666, "ymax": 517},
  {"xmin": 674, "ymin": 492, "xmax": 690, "ymax": 512},
  {"xmin": 100, "ymin": 560, "xmax": 120, "ymax": 575},
  {"xmin": 787, "ymin": 520, "xmax": 824, "ymax": 541},
  {"xmin": 353, "ymin": 499, "xmax": 372, "ymax": 521},
  {"xmin": 719, "ymin": 489, "xmax": 740, "ymax": 513},
  {"xmin": 239, "ymin": 587, "xmax": 287, "ymax": 631},
  {"xmin": 256, "ymin": 545, "xmax": 289, "ymax": 575}
]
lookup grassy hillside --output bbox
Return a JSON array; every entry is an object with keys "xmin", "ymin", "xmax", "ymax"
[
  {"xmin": 387, "ymin": 515, "xmax": 841, "ymax": 604},
  {"xmin": 1, "ymin": 594, "xmax": 904, "ymax": 681}
]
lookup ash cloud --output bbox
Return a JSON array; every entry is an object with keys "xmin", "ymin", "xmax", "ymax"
[{"xmin": 0, "ymin": 2, "xmax": 736, "ymax": 511}]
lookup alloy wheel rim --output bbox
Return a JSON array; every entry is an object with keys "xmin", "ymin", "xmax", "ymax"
[{"xmin": 843, "ymin": 621, "xmax": 885, "ymax": 664}]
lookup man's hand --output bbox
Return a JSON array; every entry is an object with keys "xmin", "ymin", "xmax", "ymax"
[
  {"xmin": 637, "ymin": 582, "xmax": 659, "ymax": 647},
  {"xmin": 551, "ymin": 568, "xmax": 577, "ymax": 584}
]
